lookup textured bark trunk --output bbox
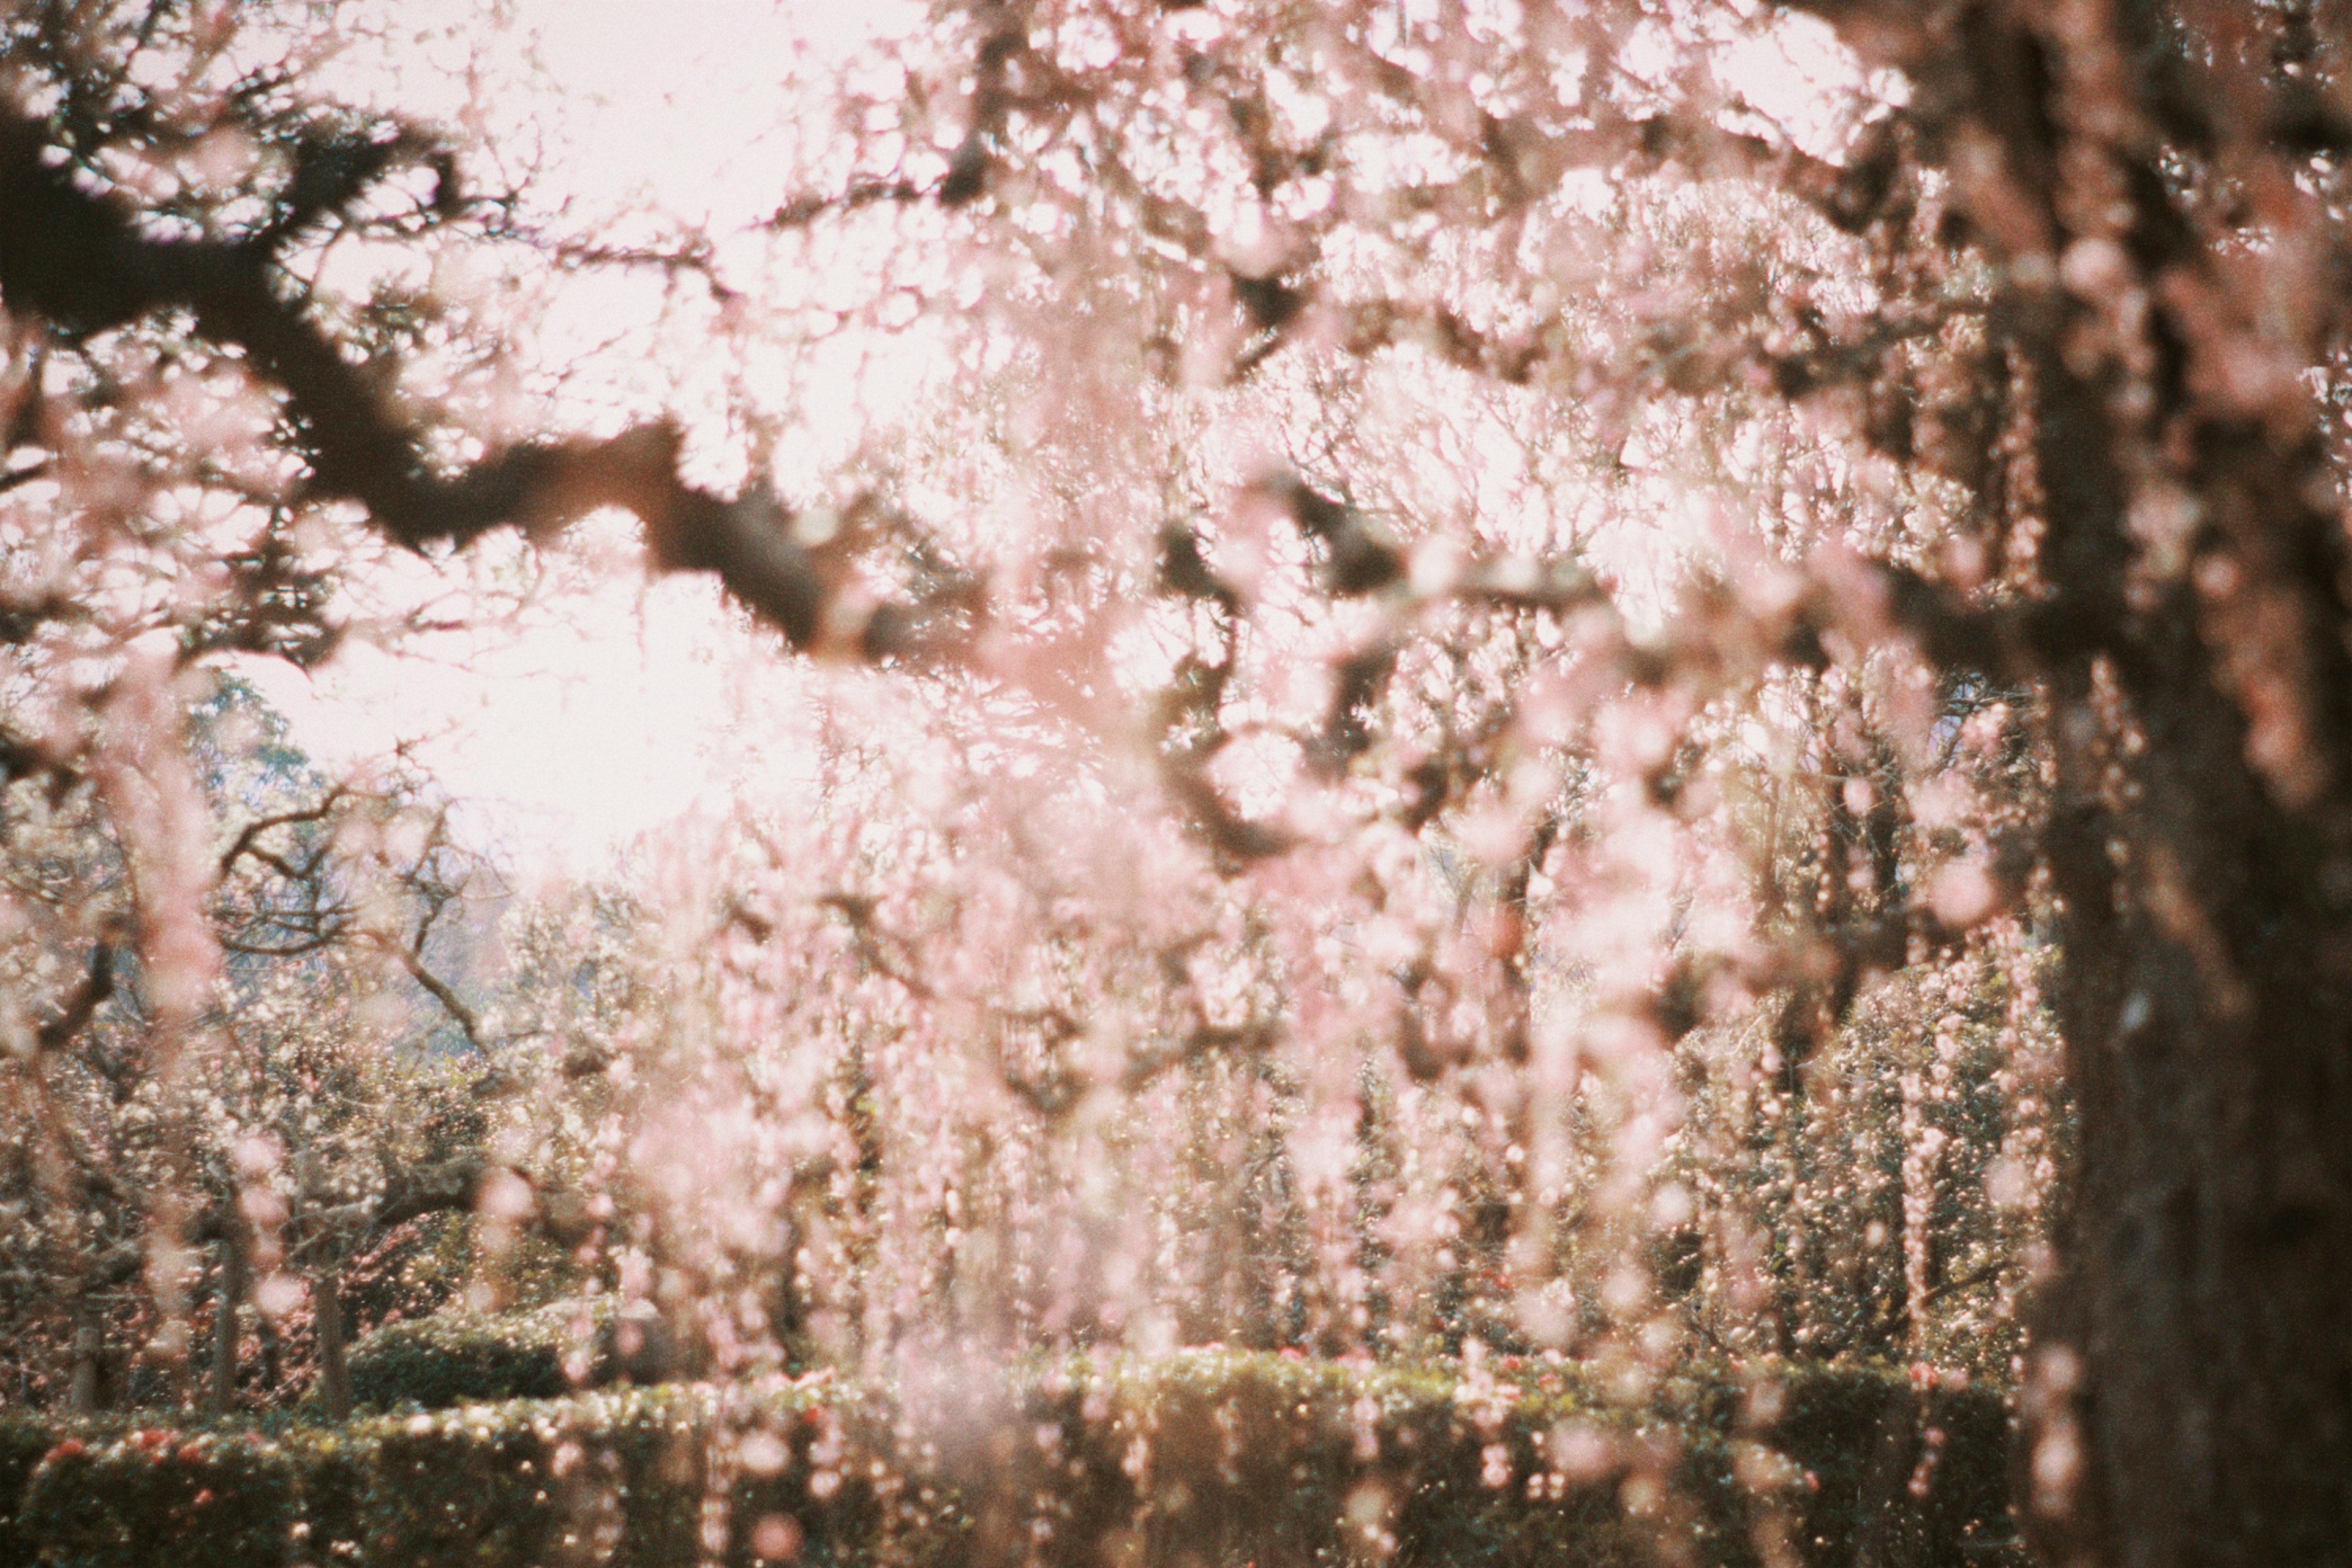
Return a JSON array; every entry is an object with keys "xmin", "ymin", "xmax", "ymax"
[
  {"xmin": 2038, "ymin": 657, "xmax": 2352, "ymax": 1564},
  {"xmin": 2023, "ymin": 351, "xmax": 2352, "ymax": 1566},
  {"xmin": 313, "ymin": 1268, "xmax": 352, "ymax": 1421},
  {"xmin": 1758, "ymin": 4, "xmax": 2352, "ymax": 1559}
]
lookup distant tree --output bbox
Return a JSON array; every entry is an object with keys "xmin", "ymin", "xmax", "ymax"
[{"xmin": 0, "ymin": 669, "xmax": 581, "ymax": 1417}]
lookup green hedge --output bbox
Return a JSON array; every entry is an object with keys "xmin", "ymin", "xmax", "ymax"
[
  {"xmin": 20, "ymin": 1428, "xmax": 301, "ymax": 1568},
  {"xmin": 345, "ymin": 1309, "xmax": 575, "ymax": 1411},
  {"xmin": 0, "ymin": 1353, "xmax": 2026, "ymax": 1568},
  {"xmin": 346, "ymin": 1302, "xmax": 704, "ymax": 1411}
]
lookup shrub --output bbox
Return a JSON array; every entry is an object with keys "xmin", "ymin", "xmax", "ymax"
[
  {"xmin": 0, "ymin": 1355, "xmax": 2024, "ymax": 1568},
  {"xmin": 941, "ymin": 1352, "xmax": 2024, "ymax": 1568},
  {"xmin": 15, "ymin": 1425, "xmax": 302, "ymax": 1568},
  {"xmin": 346, "ymin": 1301, "xmax": 705, "ymax": 1411},
  {"xmin": 0, "ymin": 1415, "xmax": 57, "ymax": 1567},
  {"xmin": 345, "ymin": 1310, "xmax": 573, "ymax": 1411}
]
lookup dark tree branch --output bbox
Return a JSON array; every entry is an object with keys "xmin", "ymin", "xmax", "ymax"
[
  {"xmin": 377, "ymin": 936, "xmax": 486, "ymax": 1055},
  {"xmin": 0, "ymin": 109, "xmax": 927, "ymax": 656},
  {"xmin": 35, "ymin": 940, "xmax": 115, "ymax": 1055},
  {"xmin": 217, "ymin": 792, "xmax": 349, "ymax": 878}
]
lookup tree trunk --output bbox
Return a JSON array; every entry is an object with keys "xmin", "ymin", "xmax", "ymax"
[
  {"xmin": 208, "ymin": 1231, "xmax": 245, "ymax": 1416},
  {"xmin": 2021, "ymin": 349, "xmax": 2352, "ymax": 1566},
  {"xmin": 1757, "ymin": 7, "xmax": 2352, "ymax": 1562},
  {"xmin": 66, "ymin": 1311, "xmax": 101, "ymax": 1415},
  {"xmin": 313, "ymin": 1268, "xmax": 352, "ymax": 1421},
  {"xmin": 257, "ymin": 1309, "xmax": 282, "ymax": 1395},
  {"xmin": 2032, "ymin": 611, "xmax": 2352, "ymax": 1567}
]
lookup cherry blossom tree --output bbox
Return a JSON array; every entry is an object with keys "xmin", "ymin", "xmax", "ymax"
[{"xmin": 1, "ymin": 2, "xmax": 2348, "ymax": 1566}]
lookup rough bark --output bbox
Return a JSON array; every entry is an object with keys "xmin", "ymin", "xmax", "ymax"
[
  {"xmin": 2025, "ymin": 374, "xmax": 2352, "ymax": 1568},
  {"xmin": 1770, "ymin": 5, "xmax": 2352, "ymax": 1564}
]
